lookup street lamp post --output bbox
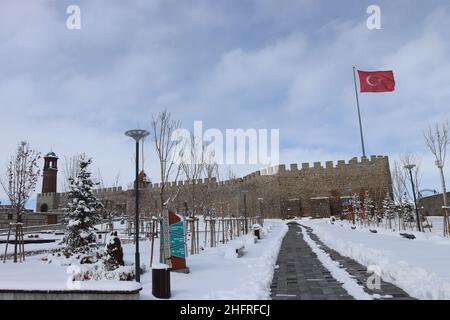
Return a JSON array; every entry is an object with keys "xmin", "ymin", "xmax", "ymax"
[
  {"xmin": 241, "ymin": 189, "xmax": 249, "ymax": 234},
  {"xmin": 404, "ymin": 164, "xmax": 422, "ymax": 232},
  {"xmin": 257, "ymin": 198, "xmax": 264, "ymax": 226},
  {"xmin": 125, "ymin": 129, "xmax": 149, "ymax": 283}
]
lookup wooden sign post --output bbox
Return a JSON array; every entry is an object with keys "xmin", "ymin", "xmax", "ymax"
[
  {"xmin": 169, "ymin": 210, "xmax": 189, "ymax": 273},
  {"xmin": 161, "ymin": 208, "xmax": 189, "ymax": 273}
]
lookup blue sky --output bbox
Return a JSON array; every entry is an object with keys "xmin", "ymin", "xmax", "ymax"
[{"xmin": 1, "ymin": 0, "xmax": 450, "ymax": 208}]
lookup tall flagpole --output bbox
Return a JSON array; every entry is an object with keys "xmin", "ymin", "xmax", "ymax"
[{"xmin": 353, "ymin": 66, "xmax": 366, "ymax": 158}]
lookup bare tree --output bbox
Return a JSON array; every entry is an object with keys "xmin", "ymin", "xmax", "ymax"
[
  {"xmin": 112, "ymin": 172, "xmax": 121, "ymax": 188},
  {"xmin": 392, "ymin": 153, "xmax": 421, "ymax": 204},
  {"xmin": 391, "ymin": 153, "xmax": 423, "ymax": 231},
  {"xmin": 180, "ymin": 134, "xmax": 205, "ymax": 217},
  {"xmin": 179, "ymin": 134, "xmax": 206, "ymax": 255},
  {"xmin": 96, "ymin": 167, "xmax": 105, "ymax": 189},
  {"xmin": 391, "ymin": 160, "xmax": 406, "ymax": 205},
  {"xmin": 203, "ymin": 148, "xmax": 219, "ymax": 214},
  {"xmin": 424, "ymin": 120, "xmax": 450, "ymax": 236},
  {"xmin": 61, "ymin": 154, "xmax": 84, "ymax": 192},
  {"xmin": 0, "ymin": 142, "xmax": 40, "ymax": 262},
  {"xmin": 226, "ymin": 166, "xmax": 237, "ymax": 181},
  {"xmin": 0, "ymin": 141, "xmax": 41, "ymax": 222},
  {"xmin": 225, "ymin": 166, "xmax": 239, "ymax": 215},
  {"xmin": 151, "ymin": 109, "xmax": 181, "ymax": 211},
  {"xmin": 204, "ymin": 150, "xmax": 219, "ymax": 182},
  {"xmin": 400, "ymin": 153, "xmax": 422, "ymax": 201}
]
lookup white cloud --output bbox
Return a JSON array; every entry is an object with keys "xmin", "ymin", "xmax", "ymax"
[{"xmin": 1, "ymin": 1, "xmax": 450, "ymax": 207}]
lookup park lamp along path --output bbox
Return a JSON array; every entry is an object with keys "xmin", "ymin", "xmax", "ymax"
[{"xmin": 125, "ymin": 129, "xmax": 150, "ymax": 283}]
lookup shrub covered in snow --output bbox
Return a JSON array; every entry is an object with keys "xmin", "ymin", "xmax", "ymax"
[
  {"xmin": 46, "ymin": 245, "xmax": 101, "ymax": 265},
  {"xmin": 75, "ymin": 264, "xmax": 137, "ymax": 281},
  {"xmin": 104, "ymin": 231, "xmax": 124, "ymax": 271},
  {"xmin": 45, "ymin": 242, "xmax": 142, "ymax": 281}
]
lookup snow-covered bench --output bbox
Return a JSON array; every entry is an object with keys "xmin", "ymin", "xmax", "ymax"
[
  {"xmin": 400, "ymin": 233, "xmax": 416, "ymax": 240},
  {"xmin": 235, "ymin": 245, "xmax": 245, "ymax": 258},
  {"xmin": 225, "ymin": 243, "xmax": 245, "ymax": 259}
]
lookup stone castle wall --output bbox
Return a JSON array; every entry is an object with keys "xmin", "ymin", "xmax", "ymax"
[{"xmin": 36, "ymin": 155, "xmax": 392, "ymax": 219}]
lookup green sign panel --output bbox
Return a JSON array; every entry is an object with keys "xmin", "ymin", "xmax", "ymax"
[{"xmin": 170, "ymin": 221, "xmax": 186, "ymax": 259}]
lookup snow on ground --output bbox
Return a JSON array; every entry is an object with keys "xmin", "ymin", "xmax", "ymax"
[
  {"xmin": 0, "ymin": 248, "xmax": 141, "ymax": 291},
  {"xmin": 0, "ymin": 232, "xmax": 63, "ymax": 254},
  {"xmin": 0, "ymin": 219, "xmax": 287, "ymax": 299},
  {"xmin": 300, "ymin": 217, "xmax": 450, "ymax": 300},
  {"xmin": 140, "ymin": 219, "xmax": 288, "ymax": 299},
  {"xmin": 298, "ymin": 224, "xmax": 372, "ymax": 300}
]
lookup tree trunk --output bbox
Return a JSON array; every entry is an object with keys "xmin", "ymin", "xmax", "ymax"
[{"xmin": 438, "ymin": 167, "xmax": 449, "ymax": 236}]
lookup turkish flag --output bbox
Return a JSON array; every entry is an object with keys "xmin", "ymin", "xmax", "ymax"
[{"xmin": 358, "ymin": 70, "xmax": 395, "ymax": 92}]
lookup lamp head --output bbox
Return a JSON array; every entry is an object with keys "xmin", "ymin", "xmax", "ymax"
[
  {"xmin": 125, "ymin": 129, "xmax": 150, "ymax": 141},
  {"xmin": 404, "ymin": 164, "xmax": 416, "ymax": 170}
]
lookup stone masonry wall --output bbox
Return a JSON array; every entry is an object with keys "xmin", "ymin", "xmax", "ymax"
[{"xmin": 36, "ymin": 155, "xmax": 392, "ymax": 219}]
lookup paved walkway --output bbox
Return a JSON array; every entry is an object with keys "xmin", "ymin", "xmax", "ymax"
[
  {"xmin": 271, "ymin": 223, "xmax": 353, "ymax": 300},
  {"xmin": 271, "ymin": 222, "xmax": 414, "ymax": 300}
]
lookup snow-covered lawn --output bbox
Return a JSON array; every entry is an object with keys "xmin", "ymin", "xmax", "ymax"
[
  {"xmin": 0, "ymin": 232, "xmax": 63, "ymax": 255},
  {"xmin": 300, "ymin": 217, "xmax": 450, "ymax": 300},
  {"xmin": 0, "ymin": 219, "xmax": 287, "ymax": 299},
  {"xmin": 140, "ymin": 219, "xmax": 288, "ymax": 299}
]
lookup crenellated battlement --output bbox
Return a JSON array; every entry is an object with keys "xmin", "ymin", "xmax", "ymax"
[
  {"xmin": 36, "ymin": 155, "xmax": 392, "ymax": 218},
  {"xmin": 93, "ymin": 186, "xmax": 123, "ymax": 194},
  {"xmin": 38, "ymin": 156, "xmax": 388, "ymax": 198},
  {"xmin": 270, "ymin": 155, "xmax": 388, "ymax": 174},
  {"xmin": 134, "ymin": 155, "xmax": 389, "ymax": 190}
]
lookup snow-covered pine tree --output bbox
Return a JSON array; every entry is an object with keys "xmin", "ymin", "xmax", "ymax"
[
  {"xmin": 400, "ymin": 193, "xmax": 415, "ymax": 230},
  {"xmin": 363, "ymin": 191, "xmax": 374, "ymax": 226},
  {"xmin": 382, "ymin": 193, "xmax": 396, "ymax": 230},
  {"xmin": 352, "ymin": 193, "xmax": 361, "ymax": 225},
  {"xmin": 62, "ymin": 157, "xmax": 103, "ymax": 252}
]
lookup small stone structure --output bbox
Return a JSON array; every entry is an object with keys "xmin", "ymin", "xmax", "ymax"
[{"xmin": 0, "ymin": 288, "xmax": 141, "ymax": 300}]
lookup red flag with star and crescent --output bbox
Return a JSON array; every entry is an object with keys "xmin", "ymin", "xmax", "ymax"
[{"xmin": 357, "ymin": 70, "xmax": 395, "ymax": 92}]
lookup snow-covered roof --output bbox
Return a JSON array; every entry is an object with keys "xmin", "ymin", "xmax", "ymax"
[{"xmin": 45, "ymin": 151, "xmax": 58, "ymax": 158}]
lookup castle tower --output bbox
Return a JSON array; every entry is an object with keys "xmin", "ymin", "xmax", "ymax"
[
  {"xmin": 137, "ymin": 170, "xmax": 150, "ymax": 189},
  {"xmin": 42, "ymin": 151, "xmax": 58, "ymax": 193}
]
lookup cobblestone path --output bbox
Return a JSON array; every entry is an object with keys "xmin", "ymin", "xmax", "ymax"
[{"xmin": 270, "ymin": 222, "xmax": 414, "ymax": 300}]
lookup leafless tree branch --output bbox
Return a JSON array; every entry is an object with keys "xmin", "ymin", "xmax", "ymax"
[{"xmin": 0, "ymin": 141, "xmax": 41, "ymax": 221}]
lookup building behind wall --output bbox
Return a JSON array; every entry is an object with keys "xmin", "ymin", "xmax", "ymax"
[
  {"xmin": 0, "ymin": 205, "xmax": 63, "ymax": 229},
  {"xmin": 36, "ymin": 154, "xmax": 393, "ymax": 220},
  {"xmin": 419, "ymin": 192, "xmax": 450, "ymax": 216}
]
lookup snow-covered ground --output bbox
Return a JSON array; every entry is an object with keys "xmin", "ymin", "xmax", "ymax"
[
  {"xmin": 140, "ymin": 219, "xmax": 287, "ymax": 299},
  {"xmin": 0, "ymin": 219, "xmax": 287, "ymax": 299},
  {"xmin": 0, "ymin": 232, "xmax": 63, "ymax": 254},
  {"xmin": 300, "ymin": 217, "xmax": 450, "ymax": 300}
]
